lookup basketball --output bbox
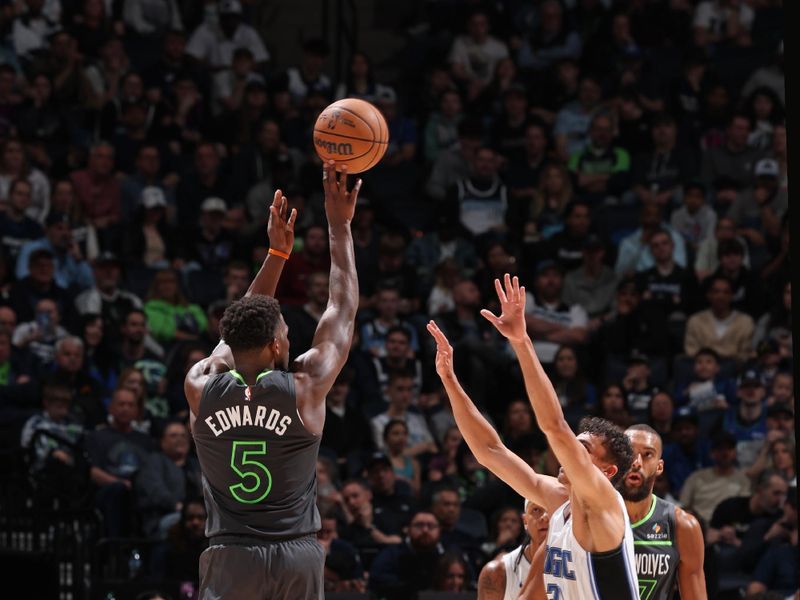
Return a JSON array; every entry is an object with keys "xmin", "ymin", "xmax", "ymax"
[{"xmin": 313, "ymin": 98, "xmax": 389, "ymax": 174}]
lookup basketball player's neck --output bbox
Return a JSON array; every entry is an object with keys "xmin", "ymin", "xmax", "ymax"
[
  {"xmin": 625, "ymin": 492, "xmax": 655, "ymax": 526},
  {"xmin": 231, "ymin": 351, "xmax": 275, "ymax": 384}
]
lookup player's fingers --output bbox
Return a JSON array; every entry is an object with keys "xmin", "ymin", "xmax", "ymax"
[
  {"xmin": 287, "ymin": 208, "xmax": 298, "ymax": 230},
  {"xmin": 480, "ymin": 309, "xmax": 501, "ymax": 325},
  {"xmin": 494, "ymin": 278, "xmax": 508, "ymax": 304},
  {"xmin": 272, "ymin": 188, "xmax": 282, "ymax": 208},
  {"xmin": 512, "ymin": 275, "xmax": 520, "ymax": 303},
  {"xmin": 351, "ymin": 178, "xmax": 362, "ymax": 205},
  {"xmin": 322, "ymin": 162, "xmax": 334, "ymax": 196},
  {"xmin": 504, "ymin": 273, "xmax": 514, "ymax": 302},
  {"xmin": 519, "ymin": 285, "xmax": 526, "ymax": 310}
]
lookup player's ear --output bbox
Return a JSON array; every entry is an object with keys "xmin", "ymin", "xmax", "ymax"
[
  {"xmin": 656, "ymin": 458, "xmax": 664, "ymax": 477},
  {"xmin": 604, "ymin": 463, "xmax": 618, "ymax": 481}
]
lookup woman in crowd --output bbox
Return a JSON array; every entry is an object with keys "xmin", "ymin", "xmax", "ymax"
[
  {"xmin": 550, "ymin": 345, "xmax": 596, "ymax": 428},
  {"xmin": 595, "ymin": 383, "xmax": 634, "ymax": 429},
  {"xmin": 383, "ymin": 419, "xmax": 421, "ymax": 496}
]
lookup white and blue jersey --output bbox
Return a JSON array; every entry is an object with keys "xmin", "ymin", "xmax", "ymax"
[{"xmin": 542, "ymin": 491, "xmax": 639, "ymax": 600}]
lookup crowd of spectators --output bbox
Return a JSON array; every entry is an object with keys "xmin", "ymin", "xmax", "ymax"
[{"xmin": 0, "ymin": 0, "xmax": 793, "ymax": 599}]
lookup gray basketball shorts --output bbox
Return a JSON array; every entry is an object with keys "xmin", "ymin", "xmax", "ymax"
[{"xmin": 199, "ymin": 534, "xmax": 324, "ymax": 600}]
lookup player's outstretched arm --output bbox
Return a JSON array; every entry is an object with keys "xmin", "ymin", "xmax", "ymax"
[
  {"xmin": 482, "ymin": 275, "xmax": 620, "ymax": 511},
  {"xmin": 293, "ymin": 162, "xmax": 360, "ymax": 432},
  {"xmin": 427, "ymin": 320, "xmax": 567, "ymax": 514},
  {"xmin": 675, "ymin": 507, "xmax": 708, "ymax": 600},
  {"xmin": 246, "ymin": 188, "xmax": 298, "ymax": 298}
]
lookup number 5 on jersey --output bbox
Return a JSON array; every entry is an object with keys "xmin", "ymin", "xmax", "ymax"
[{"xmin": 229, "ymin": 440, "xmax": 272, "ymax": 504}]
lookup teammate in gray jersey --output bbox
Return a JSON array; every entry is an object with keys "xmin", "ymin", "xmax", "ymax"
[
  {"xmin": 185, "ymin": 162, "xmax": 361, "ymax": 600},
  {"xmin": 623, "ymin": 425, "xmax": 707, "ymax": 600}
]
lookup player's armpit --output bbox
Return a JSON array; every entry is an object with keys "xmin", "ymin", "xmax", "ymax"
[
  {"xmin": 675, "ymin": 507, "xmax": 708, "ymax": 600},
  {"xmin": 518, "ymin": 542, "xmax": 547, "ymax": 600},
  {"xmin": 477, "ymin": 560, "xmax": 506, "ymax": 600}
]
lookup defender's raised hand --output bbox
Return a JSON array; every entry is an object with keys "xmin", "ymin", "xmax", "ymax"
[
  {"xmin": 267, "ymin": 189, "xmax": 298, "ymax": 254},
  {"xmin": 427, "ymin": 320, "xmax": 455, "ymax": 379},
  {"xmin": 322, "ymin": 160, "xmax": 362, "ymax": 227},
  {"xmin": 480, "ymin": 274, "xmax": 528, "ymax": 343}
]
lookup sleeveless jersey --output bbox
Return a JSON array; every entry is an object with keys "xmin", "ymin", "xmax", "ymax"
[
  {"xmin": 543, "ymin": 491, "xmax": 639, "ymax": 600},
  {"xmin": 501, "ymin": 544, "xmax": 531, "ymax": 600},
  {"xmin": 631, "ymin": 495, "xmax": 680, "ymax": 600},
  {"xmin": 192, "ymin": 369, "xmax": 321, "ymax": 541}
]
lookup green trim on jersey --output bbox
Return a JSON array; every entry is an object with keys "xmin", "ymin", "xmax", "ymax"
[
  {"xmin": 634, "ymin": 540, "xmax": 673, "ymax": 546},
  {"xmin": 229, "ymin": 369, "xmax": 272, "ymax": 386},
  {"xmin": 631, "ymin": 495, "xmax": 658, "ymax": 528}
]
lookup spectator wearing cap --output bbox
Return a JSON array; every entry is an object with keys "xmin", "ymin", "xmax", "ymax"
[
  {"xmin": 120, "ymin": 145, "xmax": 177, "ymax": 225},
  {"xmin": 524, "ymin": 259, "xmax": 588, "ymax": 367},
  {"xmin": 70, "ymin": 141, "xmax": 122, "ymax": 238},
  {"xmin": 424, "ymin": 89, "xmax": 464, "ymax": 164},
  {"xmin": 670, "ymin": 182, "xmax": 718, "ymax": 254},
  {"xmin": 685, "ymin": 275, "xmax": 754, "ymax": 364},
  {"xmin": 0, "ymin": 179, "xmax": 44, "ymax": 261},
  {"xmin": 711, "ymin": 368, "xmax": 767, "ymax": 469},
  {"xmin": 631, "ymin": 113, "xmax": 699, "ymax": 208},
  {"xmin": 708, "ymin": 469, "xmax": 788, "ymax": 578},
  {"xmin": 694, "ymin": 216, "xmax": 751, "ymax": 281},
  {"xmin": 568, "ymin": 111, "xmax": 631, "ymax": 204},
  {"xmin": 284, "ymin": 38, "xmax": 331, "ymax": 108},
  {"xmin": 7, "ymin": 247, "xmax": 74, "ymax": 324},
  {"xmin": 727, "ymin": 158, "xmax": 786, "ymax": 249},
  {"xmin": 185, "ymin": 0, "xmax": 269, "ymax": 70},
  {"xmin": 448, "ymin": 10, "xmax": 509, "ymax": 98},
  {"xmin": 122, "ymin": 186, "xmax": 177, "ymax": 269},
  {"xmin": 370, "ymin": 371, "xmax": 436, "ymax": 458},
  {"xmin": 701, "ymin": 113, "xmax": 763, "ymax": 192},
  {"xmin": 515, "ymin": 0, "xmax": 581, "ymax": 72},
  {"xmin": 562, "ymin": 233, "xmax": 616, "ymax": 320},
  {"xmin": 680, "ymin": 430, "xmax": 751, "ymax": 523},
  {"xmin": 374, "ymin": 86, "xmax": 417, "ymax": 168},
  {"xmin": 745, "ymin": 485, "xmax": 797, "ymax": 597},
  {"xmin": 16, "ymin": 211, "xmax": 94, "ymax": 292},
  {"xmin": 74, "ymin": 252, "xmax": 142, "ymax": 344},
  {"xmin": 181, "ymin": 196, "xmax": 242, "ymax": 272},
  {"xmin": 662, "ymin": 407, "xmax": 712, "ymax": 495},
  {"xmin": 709, "ymin": 238, "xmax": 764, "ymax": 318},
  {"xmin": 615, "ymin": 202, "xmax": 687, "ymax": 277}
]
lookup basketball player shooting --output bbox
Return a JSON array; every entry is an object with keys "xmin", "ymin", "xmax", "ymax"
[
  {"xmin": 622, "ymin": 425, "xmax": 707, "ymax": 600},
  {"xmin": 428, "ymin": 273, "xmax": 639, "ymax": 600},
  {"xmin": 185, "ymin": 161, "xmax": 360, "ymax": 600}
]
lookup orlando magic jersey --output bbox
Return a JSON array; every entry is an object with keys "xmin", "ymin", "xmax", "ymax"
[
  {"xmin": 542, "ymin": 491, "xmax": 639, "ymax": 599},
  {"xmin": 192, "ymin": 369, "xmax": 321, "ymax": 541},
  {"xmin": 632, "ymin": 495, "xmax": 680, "ymax": 600},
  {"xmin": 501, "ymin": 544, "xmax": 531, "ymax": 600}
]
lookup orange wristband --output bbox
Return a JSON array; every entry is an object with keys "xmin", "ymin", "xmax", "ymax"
[{"xmin": 268, "ymin": 248, "xmax": 291, "ymax": 260}]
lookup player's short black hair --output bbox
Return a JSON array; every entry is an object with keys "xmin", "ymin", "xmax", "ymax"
[
  {"xmin": 219, "ymin": 295, "xmax": 282, "ymax": 353},
  {"xmin": 578, "ymin": 416, "xmax": 634, "ymax": 487}
]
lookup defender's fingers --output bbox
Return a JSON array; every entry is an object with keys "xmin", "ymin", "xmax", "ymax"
[
  {"xmin": 272, "ymin": 189, "xmax": 282, "ymax": 208},
  {"xmin": 287, "ymin": 208, "xmax": 298, "ymax": 230},
  {"xmin": 480, "ymin": 309, "xmax": 501, "ymax": 326},
  {"xmin": 494, "ymin": 278, "xmax": 508, "ymax": 304}
]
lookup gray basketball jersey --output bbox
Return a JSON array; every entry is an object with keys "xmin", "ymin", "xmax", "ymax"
[
  {"xmin": 632, "ymin": 495, "xmax": 681, "ymax": 600},
  {"xmin": 192, "ymin": 369, "xmax": 321, "ymax": 541}
]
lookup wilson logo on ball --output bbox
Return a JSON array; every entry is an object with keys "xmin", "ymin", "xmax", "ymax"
[{"xmin": 314, "ymin": 137, "xmax": 354, "ymax": 155}]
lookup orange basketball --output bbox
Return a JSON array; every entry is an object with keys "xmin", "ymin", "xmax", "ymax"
[{"xmin": 313, "ymin": 98, "xmax": 389, "ymax": 174}]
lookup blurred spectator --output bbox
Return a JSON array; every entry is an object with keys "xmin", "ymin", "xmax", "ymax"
[
  {"xmin": 670, "ymin": 182, "xmax": 717, "ymax": 254},
  {"xmin": 317, "ymin": 501, "xmax": 366, "ymax": 593},
  {"xmin": 693, "ymin": 0, "xmax": 754, "ymax": 48},
  {"xmin": 662, "ymin": 407, "xmax": 711, "ymax": 495},
  {"xmin": 684, "ymin": 275, "xmax": 754, "ymax": 364},
  {"xmin": 490, "ymin": 84, "xmax": 529, "ymax": 165},
  {"xmin": 695, "ymin": 216, "xmax": 751, "ymax": 281},
  {"xmin": 285, "ymin": 38, "xmax": 331, "ymax": 107},
  {"xmin": 118, "ymin": 308, "xmax": 166, "ymax": 369},
  {"xmin": 51, "ymin": 335, "xmax": 105, "ymax": 427},
  {"xmin": 359, "ymin": 232, "xmax": 418, "ymax": 312},
  {"xmin": 49, "ymin": 179, "xmax": 100, "ymax": 263},
  {"xmin": 12, "ymin": 297, "xmax": 68, "ymax": 365},
  {"xmin": 524, "ymin": 260, "xmax": 588, "ymax": 367},
  {"xmin": 0, "ymin": 179, "xmax": 44, "ymax": 261},
  {"xmin": 516, "ymin": 0, "xmax": 582, "ymax": 73},
  {"xmin": 374, "ymin": 87, "xmax": 417, "ymax": 167},
  {"xmin": 647, "ymin": 390, "xmax": 676, "ymax": 443},
  {"xmin": 370, "ymin": 371, "xmax": 436, "ymax": 458},
  {"xmin": 370, "ymin": 326, "xmax": 423, "ymax": 402},
  {"xmin": 594, "ymin": 383, "xmax": 633, "ymax": 431},
  {"xmin": 504, "ymin": 122, "xmax": 550, "ymax": 224},
  {"xmin": 714, "ymin": 368, "xmax": 767, "ymax": 469},
  {"xmin": 562, "ymin": 234, "xmax": 616, "ymax": 320},
  {"xmin": 540, "ymin": 200, "xmax": 593, "ymax": 273},
  {"xmin": 728, "ymin": 158, "xmax": 786, "ymax": 251},
  {"xmin": 0, "ymin": 328, "xmax": 34, "ymax": 385},
  {"xmin": 553, "ymin": 74, "xmax": 604, "ymax": 161},
  {"xmin": 75, "ymin": 252, "xmax": 142, "ymax": 341},
  {"xmin": 143, "ymin": 269, "xmax": 207, "ymax": 345},
  {"xmin": 701, "ymin": 113, "xmax": 763, "ymax": 191},
  {"xmin": 621, "ymin": 352, "xmax": 660, "ymax": 421},
  {"xmin": 501, "ymin": 399, "xmax": 537, "ymax": 447},
  {"xmin": 175, "ymin": 142, "xmax": 230, "ymax": 227},
  {"xmin": 87, "ymin": 387, "xmax": 156, "ymax": 536},
  {"xmin": 275, "ymin": 225, "xmax": 329, "ymax": 306},
  {"xmin": 710, "ymin": 238, "xmax": 763, "ymax": 318},
  {"xmin": 448, "ymin": 10, "xmax": 509, "ymax": 100},
  {"xmin": 526, "ymin": 163, "xmax": 574, "ymax": 240},
  {"xmin": 361, "ymin": 287, "xmax": 420, "ymax": 359},
  {"xmin": 334, "ymin": 51, "xmax": 392, "ymax": 103},
  {"xmin": 8, "ymin": 247, "xmax": 73, "ymax": 324},
  {"xmin": 282, "ymin": 271, "xmax": 328, "ymax": 359},
  {"xmin": 369, "ymin": 510, "xmax": 445, "ymax": 600},
  {"xmin": 425, "ymin": 259, "xmax": 461, "ymax": 317},
  {"xmin": 340, "ymin": 478, "xmax": 402, "ymax": 569},
  {"xmin": 185, "ymin": 0, "xmax": 268, "ymax": 70},
  {"xmin": 432, "ymin": 552, "xmax": 470, "ymax": 593},
  {"xmin": 383, "ymin": 420, "xmax": 421, "ymax": 496},
  {"xmin": 154, "ymin": 499, "xmax": 208, "ymax": 588},
  {"xmin": 747, "ymin": 433, "xmax": 795, "ymax": 487},
  {"xmin": 551, "ymin": 345, "xmax": 596, "ymax": 427},
  {"xmin": 120, "ymin": 146, "xmax": 176, "ymax": 224},
  {"xmin": 568, "ymin": 111, "xmax": 631, "ymax": 203},
  {"xmin": 674, "ymin": 347, "xmax": 737, "ymax": 412},
  {"xmin": 122, "ymin": 188, "xmax": 175, "ymax": 269},
  {"xmin": 424, "ymin": 89, "xmax": 463, "ymax": 163},
  {"xmin": 366, "ymin": 451, "xmax": 416, "ymax": 533},
  {"xmin": 135, "ymin": 420, "xmax": 201, "ymax": 539},
  {"xmin": 426, "ymin": 118, "xmax": 482, "ymax": 201},
  {"xmin": 765, "ymin": 370, "xmax": 793, "ymax": 406},
  {"xmin": 615, "ymin": 202, "xmax": 687, "ymax": 277},
  {"xmin": 321, "ymin": 369, "xmax": 372, "ymax": 475},
  {"xmin": 680, "ymin": 430, "xmax": 751, "ymax": 523},
  {"xmin": 745, "ymin": 485, "xmax": 797, "ymax": 597},
  {"xmin": 182, "ymin": 196, "xmax": 242, "ymax": 272},
  {"xmin": 16, "ymin": 211, "xmax": 94, "ymax": 291},
  {"xmin": 70, "ymin": 141, "xmax": 122, "ymax": 238},
  {"xmin": 743, "ymin": 87, "xmax": 784, "ymax": 150}
]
